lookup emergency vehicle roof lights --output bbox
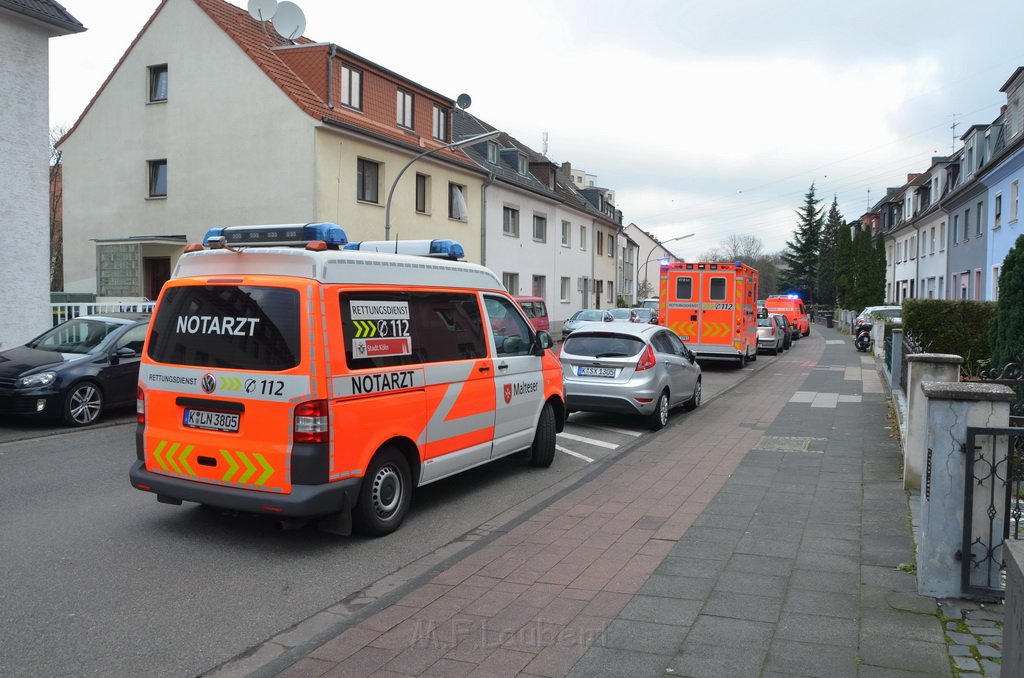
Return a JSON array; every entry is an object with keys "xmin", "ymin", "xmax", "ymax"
[
  {"xmin": 343, "ymin": 239, "xmax": 466, "ymax": 260},
  {"xmin": 201, "ymin": 223, "xmax": 348, "ymax": 249}
]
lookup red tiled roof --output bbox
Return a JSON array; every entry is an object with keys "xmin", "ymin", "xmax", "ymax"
[{"xmin": 63, "ymin": 0, "xmax": 475, "ymax": 168}]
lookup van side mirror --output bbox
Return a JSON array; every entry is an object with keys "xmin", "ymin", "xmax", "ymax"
[{"xmin": 533, "ymin": 330, "xmax": 553, "ymax": 355}]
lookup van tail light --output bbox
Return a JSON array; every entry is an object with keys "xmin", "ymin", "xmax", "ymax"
[
  {"xmin": 294, "ymin": 399, "xmax": 329, "ymax": 443},
  {"xmin": 636, "ymin": 345, "xmax": 657, "ymax": 371},
  {"xmin": 137, "ymin": 387, "xmax": 145, "ymax": 424}
]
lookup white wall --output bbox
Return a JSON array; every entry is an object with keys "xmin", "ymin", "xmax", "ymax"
[
  {"xmin": 0, "ymin": 14, "xmax": 53, "ymax": 346},
  {"xmin": 59, "ymin": 0, "xmax": 316, "ymax": 292}
]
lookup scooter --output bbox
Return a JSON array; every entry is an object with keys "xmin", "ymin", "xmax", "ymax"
[{"xmin": 854, "ymin": 323, "xmax": 873, "ymax": 352}]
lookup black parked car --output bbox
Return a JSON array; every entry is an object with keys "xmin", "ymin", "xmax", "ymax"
[{"xmin": 0, "ymin": 313, "xmax": 150, "ymax": 426}]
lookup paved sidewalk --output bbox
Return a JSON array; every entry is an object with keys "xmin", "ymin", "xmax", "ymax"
[{"xmin": 265, "ymin": 327, "xmax": 950, "ymax": 677}]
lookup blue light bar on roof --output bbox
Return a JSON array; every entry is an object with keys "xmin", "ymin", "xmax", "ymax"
[
  {"xmin": 201, "ymin": 223, "xmax": 348, "ymax": 248},
  {"xmin": 343, "ymin": 239, "xmax": 466, "ymax": 260}
]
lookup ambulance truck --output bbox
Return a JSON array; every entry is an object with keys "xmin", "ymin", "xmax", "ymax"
[{"xmin": 658, "ymin": 261, "xmax": 759, "ymax": 367}]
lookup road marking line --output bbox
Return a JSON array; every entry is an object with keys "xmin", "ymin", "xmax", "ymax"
[
  {"xmin": 574, "ymin": 424, "xmax": 643, "ymax": 437},
  {"xmin": 557, "ymin": 432, "xmax": 619, "ymax": 449},
  {"xmin": 557, "ymin": 445, "xmax": 594, "ymax": 463}
]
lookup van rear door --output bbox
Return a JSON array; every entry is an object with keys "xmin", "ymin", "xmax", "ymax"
[{"xmin": 141, "ymin": 281, "xmax": 315, "ymax": 495}]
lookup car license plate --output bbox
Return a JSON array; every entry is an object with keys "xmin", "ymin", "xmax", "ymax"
[
  {"xmin": 183, "ymin": 408, "xmax": 239, "ymax": 432},
  {"xmin": 578, "ymin": 366, "xmax": 616, "ymax": 378}
]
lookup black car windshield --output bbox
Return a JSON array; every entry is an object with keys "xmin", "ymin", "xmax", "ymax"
[
  {"xmin": 27, "ymin": 318, "xmax": 124, "ymax": 354},
  {"xmin": 563, "ymin": 334, "xmax": 644, "ymax": 358}
]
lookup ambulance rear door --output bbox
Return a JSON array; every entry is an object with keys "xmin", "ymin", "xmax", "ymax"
[
  {"xmin": 697, "ymin": 270, "xmax": 737, "ymax": 354},
  {"xmin": 664, "ymin": 269, "xmax": 701, "ymax": 343}
]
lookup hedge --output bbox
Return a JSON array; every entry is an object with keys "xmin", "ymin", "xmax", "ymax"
[{"xmin": 901, "ymin": 299, "xmax": 997, "ymax": 374}]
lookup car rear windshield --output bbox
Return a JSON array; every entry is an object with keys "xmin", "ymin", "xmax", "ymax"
[
  {"xmin": 147, "ymin": 285, "xmax": 301, "ymax": 371},
  {"xmin": 563, "ymin": 333, "xmax": 644, "ymax": 358},
  {"xmin": 757, "ymin": 317, "xmax": 773, "ymax": 327}
]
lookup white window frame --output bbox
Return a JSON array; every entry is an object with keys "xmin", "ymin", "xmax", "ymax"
[
  {"xmin": 561, "ymin": 220, "xmax": 571, "ymax": 248},
  {"xmin": 607, "ymin": 234, "xmax": 614, "ymax": 257},
  {"xmin": 432, "ymin": 105, "xmax": 448, "ymax": 142},
  {"xmin": 1012, "ymin": 180, "xmax": 1020, "ymax": 223},
  {"xmin": 503, "ymin": 206, "xmax": 520, "ymax": 237},
  {"xmin": 560, "ymin": 276, "xmax": 571, "ymax": 302},
  {"xmin": 148, "ymin": 64, "xmax": 168, "ymax": 103},
  {"xmin": 502, "ymin": 272, "xmax": 519, "ymax": 295},
  {"xmin": 940, "ymin": 222, "xmax": 946, "ymax": 251},
  {"xmin": 533, "ymin": 214, "xmax": 547, "ymax": 243},
  {"xmin": 995, "ymin": 193, "xmax": 1002, "ymax": 229},
  {"xmin": 341, "ymin": 65, "xmax": 362, "ymax": 110},
  {"xmin": 396, "ymin": 89, "xmax": 414, "ymax": 129},
  {"xmin": 580, "ymin": 225, "xmax": 587, "ymax": 251}
]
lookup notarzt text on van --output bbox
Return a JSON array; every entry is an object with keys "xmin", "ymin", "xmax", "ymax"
[{"xmin": 176, "ymin": 315, "xmax": 260, "ymax": 336}]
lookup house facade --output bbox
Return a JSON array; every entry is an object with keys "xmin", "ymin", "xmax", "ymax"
[
  {"xmin": 0, "ymin": 1, "xmax": 83, "ymax": 346},
  {"xmin": 58, "ymin": 0, "xmax": 487, "ymax": 298}
]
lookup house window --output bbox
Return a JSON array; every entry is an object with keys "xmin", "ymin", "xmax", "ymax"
[
  {"xmin": 606, "ymin": 281, "xmax": 614, "ymax": 304},
  {"xmin": 356, "ymin": 158, "xmax": 379, "ymax": 203},
  {"xmin": 148, "ymin": 64, "xmax": 168, "ymax": 102},
  {"xmin": 953, "ymin": 215, "xmax": 959, "ymax": 243},
  {"xmin": 920, "ymin": 236, "xmax": 926, "ymax": 257},
  {"xmin": 580, "ymin": 225, "xmax": 587, "ymax": 251},
  {"xmin": 533, "ymin": 215, "xmax": 547, "ymax": 242},
  {"xmin": 909, "ymin": 236, "xmax": 916, "ymax": 259},
  {"xmin": 341, "ymin": 65, "xmax": 362, "ymax": 110},
  {"xmin": 940, "ymin": 222, "xmax": 946, "ymax": 251},
  {"xmin": 930, "ymin": 227, "xmax": 935, "ymax": 254},
  {"xmin": 415, "ymin": 173, "xmax": 428, "ymax": 213},
  {"xmin": 532, "ymin": 275, "xmax": 545, "ymax": 297},
  {"xmin": 993, "ymin": 265, "xmax": 1001, "ymax": 301},
  {"xmin": 396, "ymin": 89, "xmax": 414, "ymax": 129},
  {"xmin": 448, "ymin": 183, "xmax": 467, "ymax": 221},
  {"xmin": 975, "ymin": 270, "xmax": 982, "ymax": 300},
  {"xmin": 976, "ymin": 201, "xmax": 983, "ymax": 235},
  {"xmin": 597, "ymin": 232, "xmax": 604, "ymax": 256},
  {"xmin": 148, "ymin": 159, "xmax": 167, "ymax": 197},
  {"xmin": 995, "ymin": 194, "xmax": 1002, "ymax": 229},
  {"xmin": 560, "ymin": 276, "xmax": 570, "ymax": 302},
  {"xmin": 964, "ymin": 209, "xmax": 971, "ymax": 240},
  {"xmin": 432, "ymin": 105, "xmax": 448, "ymax": 142},
  {"xmin": 607, "ymin": 234, "xmax": 614, "ymax": 257},
  {"xmin": 486, "ymin": 141, "xmax": 498, "ymax": 164},
  {"xmin": 1012, "ymin": 180, "xmax": 1020, "ymax": 222},
  {"xmin": 561, "ymin": 220, "xmax": 571, "ymax": 247},
  {"xmin": 503, "ymin": 207, "xmax": 519, "ymax": 237},
  {"xmin": 517, "ymin": 154, "xmax": 527, "ymax": 175},
  {"xmin": 502, "ymin": 272, "xmax": 519, "ymax": 295}
]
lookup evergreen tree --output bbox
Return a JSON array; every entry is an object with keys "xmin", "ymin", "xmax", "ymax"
[
  {"xmin": 779, "ymin": 183, "xmax": 824, "ymax": 302},
  {"xmin": 835, "ymin": 222, "xmax": 853, "ymax": 308},
  {"xmin": 871, "ymin": 230, "xmax": 887, "ymax": 305},
  {"xmin": 850, "ymin": 228, "xmax": 875, "ymax": 310},
  {"xmin": 990, "ymin": 234, "xmax": 1024, "ymax": 369},
  {"xmin": 815, "ymin": 197, "xmax": 841, "ymax": 307}
]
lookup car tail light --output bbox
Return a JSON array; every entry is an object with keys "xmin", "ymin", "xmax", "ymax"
[
  {"xmin": 136, "ymin": 387, "xmax": 145, "ymax": 424},
  {"xmin": 294, "ymin": 400, "xmax": 329, "ymax": 443},
  {"xmin": 636, "ymin": 344, "xmax": 657, "ymax": 371}
]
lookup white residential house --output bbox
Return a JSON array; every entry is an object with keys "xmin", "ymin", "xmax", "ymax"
[
  {"xmin": 0, "ymin": 0, "xmax": 83, "ymax": 346},
  {"xmin": 57, "ymin": 0, "xmax": 489, "ymax": 299}
]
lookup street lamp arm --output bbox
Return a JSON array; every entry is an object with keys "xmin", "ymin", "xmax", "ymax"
[
  {"xmin": 642, "ymin": 233, "xmax": 694, "ymax": 292},
  {"xmin": 384, "ymin": 130, "xmax": 501, "ymax": 241}
]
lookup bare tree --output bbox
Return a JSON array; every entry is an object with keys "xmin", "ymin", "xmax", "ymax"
[{"xmin": 49, "ymin": 126, "xmax": 66, "ymax": 292}]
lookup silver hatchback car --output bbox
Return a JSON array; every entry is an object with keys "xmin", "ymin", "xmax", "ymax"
[{"xmin": 560, "ymin": 323, "xmax": 701, "ymax": 430}]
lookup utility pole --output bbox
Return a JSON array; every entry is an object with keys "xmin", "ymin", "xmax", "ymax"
[{"xmin": 950, "ymin": 114, "xmax": 959, "ymax": 152}]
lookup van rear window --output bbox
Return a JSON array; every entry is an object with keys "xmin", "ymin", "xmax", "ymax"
[
  {"xmin": 341, "ymin": 291, "xmax": 486, "ymax": 369},
  {"xmin": 147, "ymin": 286, "xmax": 300, "ymax": 371}
]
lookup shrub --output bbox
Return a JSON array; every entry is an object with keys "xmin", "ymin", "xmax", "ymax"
[
  {"xmin": 902, "ymin": 299, "xmax": 997, "ymax": 373},
  {"xmin": 990, "ymin": 234, "xmax": 1024, "ymax": 370}
]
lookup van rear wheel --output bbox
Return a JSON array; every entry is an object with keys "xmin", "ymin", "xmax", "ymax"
[
  {"xmin": 529, "ymin": 403, "xmax": 556, "ymax": 467},
  {"xmin": 354, "ymin": 448, "xmax": 411, "ymax": 536}
]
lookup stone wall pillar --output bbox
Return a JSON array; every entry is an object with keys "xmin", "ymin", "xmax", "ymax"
[
  {"xmin": 903, "ymin": 354, "xmax": 963, "ymax": 490},
  {"xmin": 916, "ymin": 381, "xmax": 1014, "ymax": 598},
  {"xmin": 1005, "ymin": 542, "xmax": 1024, "ymax": 677},
  {"xmin": 889, "ymin": 329, "xmax": 903, "ymax": 391}
]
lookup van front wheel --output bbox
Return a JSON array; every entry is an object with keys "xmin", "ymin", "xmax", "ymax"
[
  {"xmin": 354, "ymin": 448, "xmax": 411, "ymax": 536},
  {"xmin": 529, "ymin": 403, "xmax": 556, "ymax": 468}
]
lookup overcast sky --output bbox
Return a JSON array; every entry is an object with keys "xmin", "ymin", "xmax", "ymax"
[{"xmin": 49, "ymin": 0, "xmax": 1024, "ymax": 259}]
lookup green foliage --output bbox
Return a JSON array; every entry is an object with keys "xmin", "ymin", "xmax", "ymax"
[
  {"xmin": 835, "ymin": 222, "xmax": 853, "ymax": 307},
  {"xmin": 903, "ymin": 299, "xmax": 997, "ymax": 373},
  {"xmin": 780, "ymin": 182, "xmax": 824, "ymax": 301},
  {"xmin": 616, "ymin": 294, "xmax": 628, "ymax": 308},
  {"xmin": 815, "ymin": 197, "xmax": 841, "ymax": 307},
  {"xmin": 990, "ymin": 234, "xmax": 1024, "ymax": 369}
]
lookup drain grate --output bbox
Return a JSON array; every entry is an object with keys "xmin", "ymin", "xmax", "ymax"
[{"xmin": 753, "ymin": 436, "xmax": 825, "ymax": 453}]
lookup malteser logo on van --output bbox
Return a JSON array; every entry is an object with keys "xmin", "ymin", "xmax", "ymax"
[
  {"xmin": 350, "ymin": 300, "xmax": 412, "ymax": 358},
  {"xmin": 504, "ymin": 380, "xmax": 539, "ymax": 404},
  {"xmin": 176, "ymin": 315, "xmax": 260, "ymax": 336}
]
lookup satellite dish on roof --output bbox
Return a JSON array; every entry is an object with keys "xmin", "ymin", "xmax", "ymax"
[
  {"xmin": 247, "ymin": 0, "xmax": 277, "ymax": 21},
  {"xmin": 272, "ymin": 1, "xmax": 306, "ymax": 40},
  {"xmin": 456, "ymin": 93, "xmax": 472, "ymax": 110}
]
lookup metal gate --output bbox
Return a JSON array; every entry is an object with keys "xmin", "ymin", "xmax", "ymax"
[{"xmin": 962, "ymin": 426, "xmax": 1024, "ymax": 598}]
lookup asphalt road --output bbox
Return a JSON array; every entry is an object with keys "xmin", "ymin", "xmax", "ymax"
[{"xmin": 0, "ymin": 345, "xmax": 807, "ymax": 677}]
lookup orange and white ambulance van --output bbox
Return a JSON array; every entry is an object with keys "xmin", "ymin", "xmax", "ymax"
[
  {"xmin": 129, "ymin": 223, "xmax": 565, "ymax": 536},
  {"xmin": 658, "ymin": 261, "xmax": 759, "ymax": 367},
  {"xmin": 763, "ymin": 294, "xmax": 810, "ymax": 338}
]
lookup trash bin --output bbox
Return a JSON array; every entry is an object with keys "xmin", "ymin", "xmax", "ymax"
[{"xmin": 825, "ymin": 313, "xmax": 834, "ymax": 328}]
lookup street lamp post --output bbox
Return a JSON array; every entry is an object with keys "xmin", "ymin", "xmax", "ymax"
[
  {"xmin": 642, "ymin": 233, "xmax": 694, "ymax": 294},
  {"xmin": 384, "ymin": 130, "xmax": 501, "ymax": 241}
]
